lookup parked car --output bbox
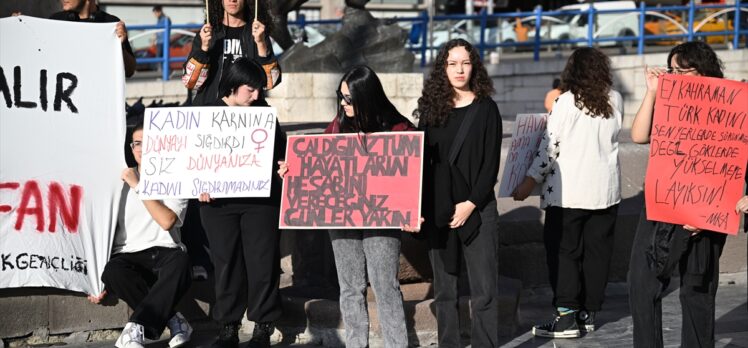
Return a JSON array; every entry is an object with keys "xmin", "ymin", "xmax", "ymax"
[
  {"xmin": 528, "ymin": 1, "xmax": 639, "ymax": 46},
  {"xmin": 645, "ymin": 11, "xmax": 736, "ymax": 45},
  {"xmin": 417, "ymin": 19, "xmax": 517, "ymax": 49},
  {"xmin": 133, "ymin": 30, "xmax": 196, "ymax": 71}
]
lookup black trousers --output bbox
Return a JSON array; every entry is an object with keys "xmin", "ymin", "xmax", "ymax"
[
  {"xmin": 543, "ymin": 205, "xmax": 618, "ymax": 311},
  {"xmin": 200, "ymin": 202, "xmax": 282, "ymax": 324},
  {"xmin": 628, "ymin": 220, "xmax": 726, "ymax": 348},
  {"xmin": 101, "ymin": 247, "xmax": 192, "ymax": 339},
  {"xmin": 429, "ymin": 200, "xmax": 499, "ymax": 348}
]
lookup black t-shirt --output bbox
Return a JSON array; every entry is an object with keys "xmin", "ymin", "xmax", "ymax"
[
  {"xmin": 426, "ymin": 103, "xmax": 471, "ymax": 225},
  {"xmin": 222, "ymin": 26, "xmax": 245, "ymax": 71},
  {"xmin": 427, "ymin": 103, "xmax": 470, "ymax": 166},
  {"xmin": 49, "ymin": 10, "xmax": 134, "ymax": 57}
]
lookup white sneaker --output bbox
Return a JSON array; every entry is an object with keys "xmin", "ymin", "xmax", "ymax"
[
  {"xmin": 115, "ymin": 322, "xmax": 145, "ymax": 348},
  {"xmin": 167, "ymin": 312, "xmax": 193, "ymax": 348}
]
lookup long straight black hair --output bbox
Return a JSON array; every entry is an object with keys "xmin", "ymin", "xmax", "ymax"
[{"xmin": 336, "ymin": 65, "xmax": 412, "ymax": 133}]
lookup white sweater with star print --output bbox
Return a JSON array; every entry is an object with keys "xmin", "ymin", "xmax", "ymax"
[{"xmin": 526, "ymin": 90, "xmax": 622, "ymax": 210}]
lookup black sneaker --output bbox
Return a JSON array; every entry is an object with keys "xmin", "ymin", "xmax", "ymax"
[
  {"xmin": 576, "ymin": 310, "xmax": 596, "ymax": 332},
  {"xmin": 247, "ymin": 322, "xmax": 274, "ymax": 348},
  {"xmin": 532, "ymin": 311, "xmax": 581, "ymax": 338},
  {"xmin": 210, "ymin": 323, "xmax": 239, "ymax": 348}
]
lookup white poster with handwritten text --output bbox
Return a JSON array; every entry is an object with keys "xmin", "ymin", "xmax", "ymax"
[
  {"xmin": 498, "ymin": 113, "xmax": 548, "ymax": 197},
  {"xmin": 0, "ymin": 17, "xmax": 125, "ymax": 295},
  {"xmin": 140, "ymin": 106, "xmax": 277, "ymax": 199}
]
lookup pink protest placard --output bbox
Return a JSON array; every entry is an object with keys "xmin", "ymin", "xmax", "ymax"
[
  {"xmin": 645, "ymin": 74, "xmax": 748, "ymax": 234},
  {"xmin": 280, "ymin": 132, "xmax": 423, "ymax": 229}
]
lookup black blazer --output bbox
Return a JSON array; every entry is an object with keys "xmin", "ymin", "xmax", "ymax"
[{"xmin": 421, "ymin": 97, "xmax": 503, "ymax": 246}]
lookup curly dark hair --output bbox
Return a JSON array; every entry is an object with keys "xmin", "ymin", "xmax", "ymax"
[
  {"xmin": 667, "ymin": 41, "xmax": 723, "ymax": 78},
  {"xmin": 208, "ymin": 0, "xmax": 274, "ymax": 34},
  {"xmin": 560, "ymin": 47, "xmax": 613, "ymax": 118},
  {"xmin": 415, "ymin": 39, "xmax": 494, "ymax": 127}
]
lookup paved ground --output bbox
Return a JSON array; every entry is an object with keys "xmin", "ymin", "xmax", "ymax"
[
  {"xmin": 499, "ymin": 272, "xmax": 747, "ymax": 348},
  {"xmin": 60, "ymin": 272, "xmax": 747, "ymax": 348}
]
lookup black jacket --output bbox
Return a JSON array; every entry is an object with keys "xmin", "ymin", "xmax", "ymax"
[{"xmin": 420, "ymin": 97, "xmax": 502, "ymax": 272}]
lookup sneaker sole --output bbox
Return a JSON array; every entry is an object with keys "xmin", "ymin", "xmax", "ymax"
[
  {"xmin": 532, "ymin": 327, "xmax": 581, "ymax": 338},
  {"xmin": 169, "ymin": 332, "xmax": 192, "ymax": 348}
]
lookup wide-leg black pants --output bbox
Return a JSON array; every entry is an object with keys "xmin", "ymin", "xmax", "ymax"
[
  {"xmin": 628, "ymin": 213, "xmax": 726, "ymax": 348},
  {"xmin": 200, "ymin": 202, "xmax": 282, "ymax": 324}
]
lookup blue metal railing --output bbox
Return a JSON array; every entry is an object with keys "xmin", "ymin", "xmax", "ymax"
[{"xmin": 129, "ymin": 1, "xmax": 747, "ymax": 78}]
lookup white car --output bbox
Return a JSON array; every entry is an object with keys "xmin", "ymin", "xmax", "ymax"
[
  {"xmin": 427, "ymin": 19, "xmax": 517, "ymax": 49},
  {"xmin": 529, "ymin": 1, "xmax": 638, "ymax": 46}
]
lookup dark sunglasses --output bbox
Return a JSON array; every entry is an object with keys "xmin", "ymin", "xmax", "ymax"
[{"xmin": 336, "ymin": 90, "xmax": 352, "ymax": 105}]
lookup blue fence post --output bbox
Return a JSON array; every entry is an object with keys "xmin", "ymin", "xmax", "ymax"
[
  {"xmin": 162, "ymin": 19, "xmax": 171, "ymax": 80},
  {"xmin": 587, "ymin": 5, "xmax": 595, "ymax": 47},
  {"xmin": 687, "ymin": 1, "xmax": 695, "ymax": 41},
  {"xmin": 638, "ymin": 2, "xmax": 645, "ymax": 55},
  {"xmin": 533, "ymin": 5, "xmax": 541, "ymax": 62},
  {"xmin": 734, "ymin": 0, "xmax": 742, "ymax": 49},
  {"xmin": 421, "ymin": 10, "xmax": 428, "ymax": 68},
  {"xmin": 479, "ymin": 8, "xmax": 487, "ymax": 60}
]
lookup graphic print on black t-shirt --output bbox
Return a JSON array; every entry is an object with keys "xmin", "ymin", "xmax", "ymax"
[{"xmin": 223, "ymin": 26, "xmax": 244, "ymax": 64}]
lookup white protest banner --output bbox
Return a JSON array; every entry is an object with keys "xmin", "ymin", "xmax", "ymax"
[
  {"xmin": 139, "ymin": 106, "xmax": 277, "ymax": 199},
  {"xmin": 498, "ymin": 113, "xmax": 548, "ymax": 197},
  {"xmin": 0, "ymin": 17, "xmax": 125, "ymax": 294}
]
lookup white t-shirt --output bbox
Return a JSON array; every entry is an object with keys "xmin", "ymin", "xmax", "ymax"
[
  {"xmin": 526, "ymin": 90, "xmax": 622, "ymax": 210},
  {"xmin": 112, "ymin": 185, "xmax": 188, "ymax": 254}
]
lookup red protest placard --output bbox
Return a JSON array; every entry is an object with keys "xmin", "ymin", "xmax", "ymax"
[
  {"xmin": 279, "ymin": 132, "xmax": 424, "ymax": 229},
  {"xmin": 645, "ymin": 74, "xmax": 748, "ymax": 234}
]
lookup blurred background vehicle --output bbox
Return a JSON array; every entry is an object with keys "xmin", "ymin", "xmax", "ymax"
[{"xmin": 132, "ymin": 29, "xmax": 196, "ymax": 71}]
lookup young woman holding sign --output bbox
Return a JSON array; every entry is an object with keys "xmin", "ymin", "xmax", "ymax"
[
  {"xmin": 412, "ymin": 38, "xmax": 502, "ymax": 348},
  {"xmin": 183, "ymin": 0, "xmax": 280, "ymax": 106},
  {"xmin": 198, "ymin": 58, "xmax": 286, "ymax": 348},
  {"xmin": 512, "ymin": 47, "xmax": 623, "ymax": 338},
  {"xmin": 627, "ymin": 41, "xmax": 728, "ymax": 348},
  {"xmin": 282, "ymin": 65, "xmax": 414, "ymax": 348}
]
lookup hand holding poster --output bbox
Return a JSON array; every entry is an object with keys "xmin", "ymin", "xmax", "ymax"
[
  {"xmin": 139, "ymin": 106, "xmax": 277, "ymax": 199},
  {"xmin": 280, "ymin": 132, "xmax": 423, "ymax": 229},
  {"xmin": 498, "ymin": 113, "xmax": 548, "ymax": 197},
  {"xmin": 0, "ymin": 17, "xmax": 125, "ymax": 294},
  {"xmin": 645, "ymin": 74, "xmax": 748, "ymax": 234}
]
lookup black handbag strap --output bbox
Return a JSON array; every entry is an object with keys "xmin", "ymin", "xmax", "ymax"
[{"xmin": 447, "ymin": 99, "xmax": 480, "ymax": 165}]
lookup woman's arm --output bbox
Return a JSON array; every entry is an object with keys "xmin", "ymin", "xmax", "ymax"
[
  {"xmin": 141, "ymin": 200, "xmax": 180, "ymax": 230},
  {"xmin": 515, "ymin": 96, "xmax": 573, "ymax": 190},
  {"xmin": 182, "ymin": 24, "xmax": 212, "ymax": 90},
  {"xmin": 121, "ymin": 168, "xmax": 181, "ymax": 230},
  {"xmin": 631, "ymin": 66, "xmax": 666, "ymax": 144}
]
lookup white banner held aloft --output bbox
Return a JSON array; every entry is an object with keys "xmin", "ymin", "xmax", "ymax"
[
  {"xmin": 498, "ymin": 113, "xmax": 548, "ymax": 197},
  {"xmin": 140, "ymin": 106, "xmax": 278, "ymax": 199},
  {"xmin": 0, "ymin": 16, "xmax": 126, "ymax": 295}
]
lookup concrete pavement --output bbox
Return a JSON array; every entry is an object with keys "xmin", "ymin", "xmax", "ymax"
[{"xmin": 42, "ymin": 272, "xmax": 747, "ymax": 348}]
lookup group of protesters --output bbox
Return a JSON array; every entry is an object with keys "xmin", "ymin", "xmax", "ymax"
[{"xmin": 34, "ymin": 0, "xmax": 748, "ymax": 347}]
